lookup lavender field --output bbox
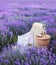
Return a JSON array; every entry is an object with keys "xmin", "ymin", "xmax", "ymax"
[{"xmin": 0, "ymin": 0, "xmax": 56, "ymax": 65}]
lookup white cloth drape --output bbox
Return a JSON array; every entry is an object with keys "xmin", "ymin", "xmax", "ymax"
[{"xmin": 17, "ymin": 31, "xmax": 34, "ymax": 47}]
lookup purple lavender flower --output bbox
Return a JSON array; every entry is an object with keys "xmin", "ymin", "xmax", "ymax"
[
  {"xmin": 25, "ymin": 62, "xmax": 29, "ymax": 65},
  {"xmin": 3, "ymin": 59, "xmax": 10, "ymax": 64},
  {"xmin": 15, "ymin": 61, "xmax": 20, "ymax": 65}
]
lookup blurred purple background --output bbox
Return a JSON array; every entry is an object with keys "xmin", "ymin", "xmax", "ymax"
[{"xmin": 0, "ymin": 0, "xmax": 56, "ymax": 9}]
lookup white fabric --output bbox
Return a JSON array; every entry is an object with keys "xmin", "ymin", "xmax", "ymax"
[{"xmin": 17, "ymin": 31, "xmax": 34, "ymax": 47}]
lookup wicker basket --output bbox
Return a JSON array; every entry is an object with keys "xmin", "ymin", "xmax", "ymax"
[{"xmin": 36, "ymin": 34, "xmax": 51, "ymax": 47}]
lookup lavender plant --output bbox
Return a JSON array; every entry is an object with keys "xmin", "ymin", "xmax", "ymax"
[
  {"xmin": 0, "ymin": 45, "xmax": 56, "ymax": 65},
  {"xmin": 0, "ymin": 24, "xmax": 13, "ymax": 50}
]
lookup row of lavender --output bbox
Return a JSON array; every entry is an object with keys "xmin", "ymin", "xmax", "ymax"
[{"xmin": 0, "ymin": 45, "xmax": 56, "ymax": 65}]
